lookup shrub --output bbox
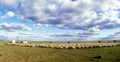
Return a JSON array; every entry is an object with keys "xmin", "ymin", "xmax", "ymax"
[
  {"xmin": 98, "ymin": 41, "xmax": 101, "ymax": 43},
  {"xmin": 113, "ymin": 40, "xmax": 117, "ymax": 43},
  {"xmin": 94, "ymin": 55, "xmax": 102, "ymax": 59},
  {"xmin": 67, "ymin": 42, "xmax": 70, "ymax": 43}
]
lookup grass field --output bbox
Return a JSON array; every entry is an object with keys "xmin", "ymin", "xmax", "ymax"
[{"xmin": 0, "ymin": 44, "xmax": 120, "ymax": 62}]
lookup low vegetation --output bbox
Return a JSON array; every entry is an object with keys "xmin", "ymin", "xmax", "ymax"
[
  {"xmin": 0, "ymin": 40, "xmax": 120, "ymax": 62},
  {"xmin": 7, "ymin": 42, "xmax": 120, "ymax": 49}
]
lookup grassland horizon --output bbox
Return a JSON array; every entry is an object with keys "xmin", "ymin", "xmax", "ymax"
[{"xmin": 0, "ymin": 40, "xmax": 120, "ymax": 62}]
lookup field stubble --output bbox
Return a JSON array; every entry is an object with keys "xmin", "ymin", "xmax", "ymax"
[{"xmin": 0, "ymin": 44, "xmax": 119, "ymax": 62}]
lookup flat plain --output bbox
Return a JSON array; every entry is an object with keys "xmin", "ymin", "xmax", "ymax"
[{"xmin": 0, "ymin": 41, "xmax": 120, "ymax": 62}]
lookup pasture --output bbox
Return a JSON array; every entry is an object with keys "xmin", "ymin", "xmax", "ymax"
[{"xmin": 0, "ymin": 41, "xmax": 120, "ymax": 62}]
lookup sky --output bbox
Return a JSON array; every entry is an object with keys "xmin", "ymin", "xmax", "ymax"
[{"xmin": 0, "ymin": 0, "xmax": 120, "ymax": 41}]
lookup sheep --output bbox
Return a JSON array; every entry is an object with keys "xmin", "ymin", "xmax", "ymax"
[
  {"xmin": 11, "ymin": 40, "xmax": 16, "ymax": 44},
  {"xmin": 6, "ymin": 41, "xmax": 120, "ymax": 49}
]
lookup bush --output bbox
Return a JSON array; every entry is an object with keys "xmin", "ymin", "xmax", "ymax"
[
  {"xmin": 98, "ymin": 41, "xmax": 101, "ymax": 43},
  {"xmin": 94, "ymin": 55, "xmax": 102, "ymax": 59},
  {"xmin": 113, "ymin": 40, "xmax": 117, "ymax": 43},
  {"xmin": 67, "ymin": 42, "xmax": 70, "ymax": 43}
]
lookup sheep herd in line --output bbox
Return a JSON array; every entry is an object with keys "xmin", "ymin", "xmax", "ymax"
[{"xmin": 6, "ymin": 42, "xmax": 120, "ymax": 49}]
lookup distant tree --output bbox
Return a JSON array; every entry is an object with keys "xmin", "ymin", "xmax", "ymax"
[
  {"xmin": 49, "ymin": 41, "xmax": 52, "ymax": 43},
  {"xmin": 21, "ymin": 41, "xmax": 23, "ymax": 43},
  {"xmin": 98, "ymin": 41, "xmax": 101, "ymax": 43},
  {"xmin": 67, "ymin": 41, "xmax": 70, "ymax": 43},
  {"xmin": 113, "ymin": 40, "xmax": 117, "ymax": 43}
]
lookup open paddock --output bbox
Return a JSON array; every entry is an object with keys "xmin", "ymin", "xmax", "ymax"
[
  {"xmin": 6, "ymin": 42, "xmax": 120, "ymax": 49},
  {"xmin": 0, "ymin": 44, "xmax": 120, "ymax": 62},
  {"xmin": 0, "ymin": 41, "xmax": 120, "ymax": 62}
]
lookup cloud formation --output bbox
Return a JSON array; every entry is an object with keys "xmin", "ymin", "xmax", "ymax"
[
  {"xmin": 0, "ymin": 0, "xmax": 120, "ymax": 41},
  {"xmin": 0, "ymin": 30, "xmax": 99, "ymax": 41},
  {"xmin": 34, "ymin": 23, "xmax": 49, "ymax": 27},
  {"xmin": 16, "ymin": 0, "xmax": 120, "ymax": 31},
  {"xmin": 101, "ymin": 32, "xmax": 120, "ymax": 40},
  {"xmin": 19, "ymin": 32, "xmax": 32, "ymax": 35},
  {"xmin": 0, "ymin": 0, "xmax": 18, "ymax": 9},
  {"xmin": 1, "ymin": 11, "xmax": 15, "ymax": 19},
  {"xmin": 0, "ymin": 0, "xmax": 120, "ymax": 31},
  {"xmin": 0, "ymin": 22, "xmax": 31, "ymax": 32}
]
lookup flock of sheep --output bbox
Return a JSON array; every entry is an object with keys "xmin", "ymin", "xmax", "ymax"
[{"xmin": 6, "ymin": 42, "xmax": 120, "ymax": 49}]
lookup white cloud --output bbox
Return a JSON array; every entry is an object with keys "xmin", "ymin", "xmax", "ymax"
[
  {"xmin": 14, "ymin": 0, "xmax": 120, "ymax": 31},
  {"xmin": 0, "ymin": 22, "xmax": 31, "ymax": 32},
  {"xmin": 35, "ymin": 24, "xmax": 43, "ymax": 27},
  {"xmin": 101, "ymin": 31, "xmax": 120, "ymax": 40},
  {"xmin": 1, "ymin": 11, "xmax": 15, "ymax": 19},
  {"xmin": 19, "ymin": 32, "xmax": 32, "ymax": 35},
  {"xmin": 0, "ymin": 0, "xmax": 18, "ymax": 9},
  {"xmin": 0, "ymin": 0, "xmax": 120, "ymax": 41},
  {"xmin": 0, "ymin": 0, "xmax": 120, "ymax": 31},
  {"xmin": 35, "ymin": 23, "xmax": 49, "ymax": 27}
]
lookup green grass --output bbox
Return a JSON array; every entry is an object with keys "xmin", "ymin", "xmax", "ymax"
[{"xmin": 0, "ymin": 44, "xmax": 120, "ymax": 62}]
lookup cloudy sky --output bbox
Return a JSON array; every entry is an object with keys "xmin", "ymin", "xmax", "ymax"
[{"xmin": 0, "ymin": 0, "xmax": 120, "ymax": 41}]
